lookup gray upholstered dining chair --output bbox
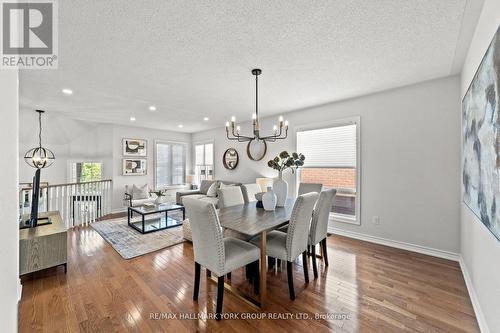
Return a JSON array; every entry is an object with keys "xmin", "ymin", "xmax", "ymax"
[
  {"xmin": 217, "ymin": 186, "xmax": 245, "ymax": 208},
  {"xmin": 298, "ymin": 182, "xmax": 323, "ymax": 195},
  {"xmin": 308, "ymin": 189, "xmax": 336, "ymax": 278},
  {"xmin": 241, "ymin": 183, "xmax": 261, "ymax": 203},
  {"xmin": 183, "ymin": 197, "xmax": 260, "ymax": 320},
  {"xmin": 250, "ymin": 192, "xmax": 318, "ymax": 300},
  {"xmin": 218, "ymin": 186, "xmax": 251, "ymax": 242}
]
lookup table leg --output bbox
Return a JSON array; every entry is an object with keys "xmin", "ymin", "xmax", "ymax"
[{"xmin": 260, "ymin": 230, "xmax": 267, "ymax": 308}]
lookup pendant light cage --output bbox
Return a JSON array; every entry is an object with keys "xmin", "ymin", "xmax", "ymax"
[{"xmin": 24, "ymin": 110, "xmax": 55, "ymax": 169}]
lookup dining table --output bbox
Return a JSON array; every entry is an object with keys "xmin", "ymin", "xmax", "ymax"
[{"xmin": 216, "ymin": 198, "xmax": 295, "ymax": 309}]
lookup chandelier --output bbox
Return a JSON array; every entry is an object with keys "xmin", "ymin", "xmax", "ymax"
[
  {"xmin": 225, "ymin": 69, "xmax": 289, "ymax": 143},
  {"xmin": 24, "ymin": 110, "xmax": 55, "ymax": 169}
]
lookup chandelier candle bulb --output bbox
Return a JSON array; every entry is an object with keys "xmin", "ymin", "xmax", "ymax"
[{"xmin": 279, "ymin": 115, "xmax": 284, "ymax": 124}]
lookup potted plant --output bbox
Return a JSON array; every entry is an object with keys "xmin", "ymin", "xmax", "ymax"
[
  {"xmin": 267, "ymin": 151, "xmax": 305, "ymax": 206},
  {"xmin": 150, "ymin": 190, "xmax": 167, "ymax": 204}
]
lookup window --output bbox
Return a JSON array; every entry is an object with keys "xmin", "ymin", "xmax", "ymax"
[
  {"xmin": 296, "ymin": 118, "xmax": 360, "ymax": 224},
  {"xmin": 155, "ymin": 141, "xmax": 186, "ymax": 189},
  {"xmin": 194, "ymin": 142, "xmax": 214, "ymax": 184},
  {"xmin": 70, "ymin": 162, "xmax": 102, "ymax": 183}
]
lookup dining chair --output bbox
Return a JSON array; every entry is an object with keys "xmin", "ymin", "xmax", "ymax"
[
  {"xmin": 218, "ymin": 186, "xmax": 251, "ymax": 243},
  {"xmin": 250, "ymin": 192, "xmax": 319, "ymax": 300},
  {"xmin": 308, "ymin": 189, "xmax": 336, "ymax": 278},
  {"xmin": 241, "ymin": 183, "xmax": 261, "ymax": 203},
  {"xmin": 218, "ymin": 186, "xmax": 245, "ymax": 208},
  {"xmin": 183, "ymin": 197, "xmax": 260, "ymax": 320},
  {"xmin": 298, "ymin": 182, "xmax": 323, "ymax": 195}
]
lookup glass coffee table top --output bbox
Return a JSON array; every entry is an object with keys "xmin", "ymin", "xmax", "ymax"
[
  {"xmin": 128, "ymin": 203, "xmax": 185, "ymax": 234},
  {"xmin": 130, "ymin": 203, "xmax": 183, "ymax": 214}
]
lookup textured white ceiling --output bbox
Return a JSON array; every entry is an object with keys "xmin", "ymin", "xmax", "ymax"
[{"xmin": 19, "ymin": 0, "xmax": 484, "ymax": 133}]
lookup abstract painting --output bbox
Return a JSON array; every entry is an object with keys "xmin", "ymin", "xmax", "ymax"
[
  {"xmin": 123, "ymin": 138, "xmax": 147, "ymax": 156},
  {"xmin": 123, "ymin": 159, "xmax": 147, "ymax": 176},
  {"xmin": 462, "ymin": 26, "xmax": 500, "ymax": 242}
]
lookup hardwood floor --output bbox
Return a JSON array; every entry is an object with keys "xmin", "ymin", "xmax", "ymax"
[{"xmin": 19, "ymin": 226, "xmax": 479, "ymax": 333}]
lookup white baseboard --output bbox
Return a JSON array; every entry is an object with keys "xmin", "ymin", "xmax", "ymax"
[
  {"xmin": 17, "ymin": 278, "xmax": 22, "ymax": 302},
  {"xmin": 111, "ymin": 208, "xmax": 127, "ymax": 214},
  {"xmin": 459, "ymin": 257, "xmax": 489, "ymax": 333},
  {"xmin": 329, "ymin": 228, "xmax": 489, "ymax": 332},
  {"xmin": 329, "ymin": 227, "xmax": 460, "ymax": 261}
]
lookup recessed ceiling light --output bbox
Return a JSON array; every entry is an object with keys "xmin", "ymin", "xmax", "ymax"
[
  {"xmin": 149, "ymin": 106, "xmax": 156, "ymax": 111},
  {"xmin": 62, "ymin": 88, "xmax": 73, "ymax": 95},
  {"xmin": 203, "ymin": 117, "xmax": 209, "ymax": 121},
  {"xmin": 178, "ymin": 124, "xmax": 184, "ymax": 128},
  {"xmin": 130, "ymin": 116, "xmax": 136, "ymax": 121}
]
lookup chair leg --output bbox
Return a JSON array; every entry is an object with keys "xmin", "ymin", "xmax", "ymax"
[
  {"xmin": 226, "ymin": 272, "xmax": 231, "ymax": 280},
  {"xmin": 321, "ymin": 238, "xmax": 329, "ymax": 266},
  {"xmin": 302, "ymin": 251, "xmax": 309, "ymax": 283},
  {"xmin": 206, "ymin": 269, "xmax": 211, "ymax": 277},
  {"xmin": 193, "ymin": 262, "xmax": 200, "ymax": 301},
  {"xmin": 252, "ymin": 260, "xmax": 260, "ymax": 295},
  {"xmin": 245, "ymin": 264, "xmax": 253, "ymax": 281},
  {"xmin": 311, "ymin": 245, "xmax": 318, "ymax": 279},
  {"xmin": 276, "ymin": 259, "xmax": 281, "ymax": 268},
  {"xmin": 216, "ymin": 276, "xmax": 224, "ymax": 321},
  {"xmin": 287, "ymin": 261, "xmax": 295, "ymax": 300},
  {"xmin": 268, "ymin": 257, "xmax": 276, "ymax": 269}
]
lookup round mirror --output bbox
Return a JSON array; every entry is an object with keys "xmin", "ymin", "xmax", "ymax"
[
  {"xmin": 246, "ymin": 138, "xmax": 267, "ymax": 161},
  {"xmin": 223, "ymin": 148, "xmax": 239, "ymax": 169}
]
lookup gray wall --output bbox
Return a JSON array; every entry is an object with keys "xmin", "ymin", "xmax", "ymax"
[
  {"xmin": 460, "ymin": 0, "xmax": 500, "ymax": 331},
  {"xmin": 194, "ymin": 75, "xmax": 462, "ymax": 253},
  {"xmin": 111, "ymin": 124, "xmax": 192, "ymax": 211},
  {"xmin": 19, "ymin": 118, "xmax": 193, "ymax": 212},
  {"xmin": 0, "ymin": 70, "xmax": 19, "ymax": 332}
]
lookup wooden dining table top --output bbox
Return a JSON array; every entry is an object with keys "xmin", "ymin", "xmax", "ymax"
[{"xmin": 217, "ymin": 198, "xmax": 295, "ymax": 237}]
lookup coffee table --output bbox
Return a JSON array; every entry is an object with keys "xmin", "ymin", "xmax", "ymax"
[{"xmin": 128, "ymin": 203, "xmax": 185, "ymax": 234}]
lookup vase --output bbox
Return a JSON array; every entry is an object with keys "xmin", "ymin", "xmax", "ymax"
[
  {"xmin": 273, "ymin": 171, "xmax": 288, "ymax": 207},
  {"xmin": 155, "ymin": 196, "xmax": 163, "ymax": 204},
  {"xmin": 262, "ymin": 187, "xmax": 277, "ymax": 211}
]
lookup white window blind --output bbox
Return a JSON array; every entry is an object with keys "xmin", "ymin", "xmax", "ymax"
[
  {"xmin": 194, "ymin": 142, "xmax": 214, "ymax": 184},
  {"xmin": 195, "ymin": 143, "xmax": 213, "ymax": 166},
  {"xmin": 195, "ymin": 144, "xmax": 204, "ymax": 166},
  {"xmin": 155, "ymin": 142, "xmax": 186, "ymax": 188},
  {"xmin": 297, "ymin": 124, "xmax": 357, "ymax": 168}
]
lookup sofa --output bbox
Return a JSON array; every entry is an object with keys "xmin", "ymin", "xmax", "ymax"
[
  {"xmin": 176, "ymin": 180, "xmax": 241, "ymax": 208},
  {"xmin": 179, "ymin": 180, "xmax": 248, "ymax": 241}
]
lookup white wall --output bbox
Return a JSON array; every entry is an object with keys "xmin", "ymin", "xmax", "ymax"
[
  {"xmin": 111, "ymin": 125, "xmax": 192, "ymax": 211},
  {"xmin": 0, "ymin": 70, "xmax": 19, "ymax": 332},
  {"xmin": 19, "ymin": 115, "xmax": 192, "ymax": 212},
  {"xmin": 194, "ymin": 75, "xmax": 462, "ymax": 253},
  {"xmin": 460, "ymin": 1, "xmax": 500, "ymax": 332},
  {"xmin": 19, "ymin": 111, "xmax": 108, "ymax": 183}
]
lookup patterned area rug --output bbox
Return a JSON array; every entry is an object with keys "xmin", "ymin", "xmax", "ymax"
[{"xmin": 91, "ymin": 213, "xmax": 185, "ymax": 259}]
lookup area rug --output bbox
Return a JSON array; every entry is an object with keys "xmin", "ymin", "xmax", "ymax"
[{"xmin": 91, "ymin": 214, "xmax": 185, "ymax": 259}]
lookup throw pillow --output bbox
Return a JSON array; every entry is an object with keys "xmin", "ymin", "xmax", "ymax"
[
  {"xmin": 199, "ymin": 180, "xmax": 214, "ymax": 194},
  {"xmin": 206, "ymin": 181, "xmax": 219, "ymax": 197},
  {"xmin": 132, "ymin": 184, "xmax": 149, "ymax": 199}
]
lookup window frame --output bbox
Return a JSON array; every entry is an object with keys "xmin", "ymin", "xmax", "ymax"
[
  {"xmin": 67, "ymin": 160, "xmax": 104, "ymax": 183},
  {"xmin": 294, "ymin": 116, "xmax": 361, "ymax": 226},
  {"xmin": 193, "ymin": 140, "xmax": 215, "ymax": 183},
  {"xmin": 154, "ymin": 140, "xmax": 188, "ymax": 190}
]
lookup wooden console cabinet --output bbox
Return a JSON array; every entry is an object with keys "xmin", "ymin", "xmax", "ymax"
[{"xmin": 19, "ymin": 211, "xmax": 67, "ymax": 275}]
